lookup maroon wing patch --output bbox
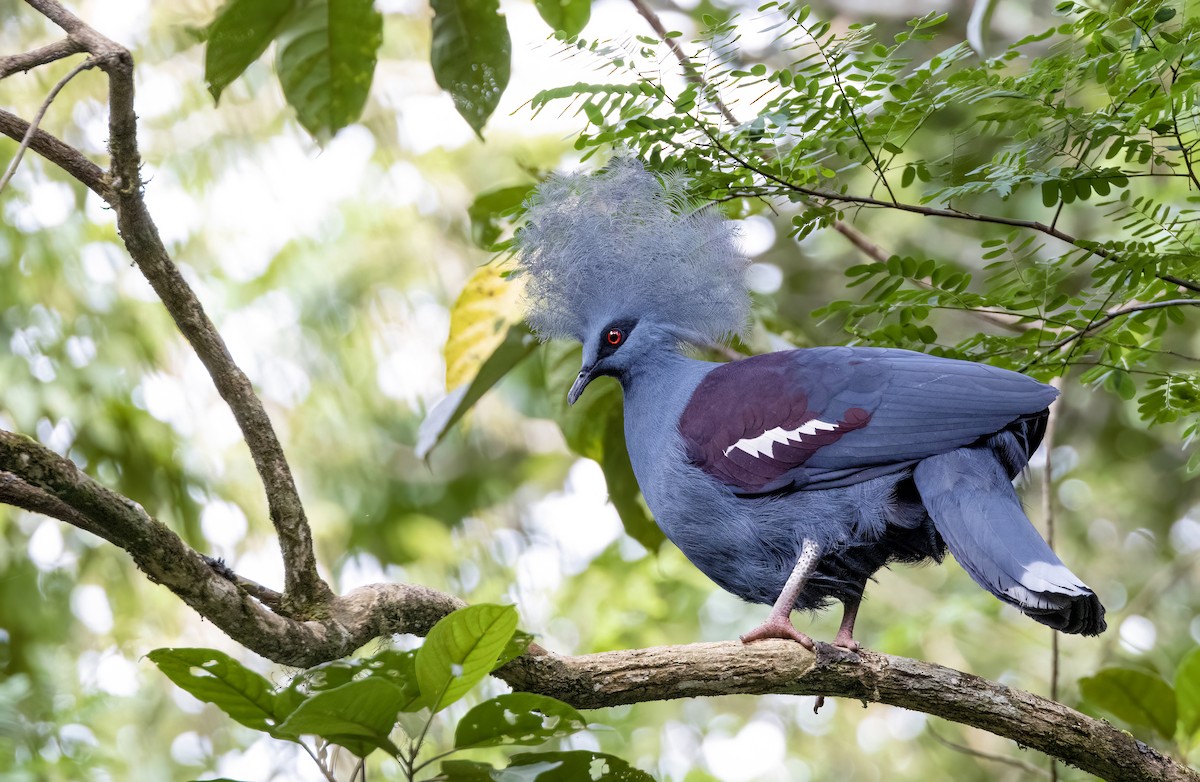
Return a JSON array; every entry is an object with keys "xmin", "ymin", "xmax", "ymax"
[{"xmin": 677, "ymin": 355, "xmax": 873, "ymax": 493}]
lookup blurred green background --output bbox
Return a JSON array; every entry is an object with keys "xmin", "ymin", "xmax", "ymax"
[{"xmin": 1, "ymin": 0, "xmax": 1198, "ymax": 780}]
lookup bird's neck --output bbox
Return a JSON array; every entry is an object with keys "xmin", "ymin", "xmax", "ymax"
[{"xmin": 618, "ymin": 346, "xmax": 715, "ymax": 501}]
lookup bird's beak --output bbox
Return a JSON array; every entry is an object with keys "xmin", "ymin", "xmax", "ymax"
[{"xmin": 567, "ymin": 365, "xmax": 596, "ymax": 405}]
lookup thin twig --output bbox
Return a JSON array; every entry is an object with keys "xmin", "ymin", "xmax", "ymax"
[
  {"xmin": 928, "ymin": 724, "xmax": 1052, "ymax": 778},
  {"xmin": 1038, "ymin": 298, "xmax": 1200, "ymax": 355},
  {"xmin": 0, "ymin": 56, "xmax": 94, "ymax": 195},
  {"xmin": 1041, "ymin": 376, "xmax": 1064, "ymax": 782},
  {"xmin": 628, "ymin": 0, "xmax": 739, "ymax": 128}
]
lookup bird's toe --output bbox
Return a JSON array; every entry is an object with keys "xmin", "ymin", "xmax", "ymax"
[
  {"xmin": 741, "ymin": 618, "xmax": 815, "ymax": 649},
  {"xmin": 832, "ymin": 632, "xmax": 861, "ymax": 652}
]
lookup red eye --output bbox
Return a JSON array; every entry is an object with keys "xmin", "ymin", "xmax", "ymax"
[{"xmin": 606, "ymin": 328, "xmax": 624, "ymax": 346}]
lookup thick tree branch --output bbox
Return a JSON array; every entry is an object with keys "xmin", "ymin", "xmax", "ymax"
[
  {"xmin": 0, "ymin": 428, "xmax": 457, "ymax": 664},
  {"xmin": 0, "ymin": 469, "xmax": 105, "ymax": 538},
  {"xmin": 9, "ymin": 0, "xmax": 329, "ymax": 608},
  {"xmin": 501, "ymin": 642, "xmax": 1195, "ymax": 782},
  {"xmin": 0, "ymin": 427, "xmax": 1194, "ymax": 781}
]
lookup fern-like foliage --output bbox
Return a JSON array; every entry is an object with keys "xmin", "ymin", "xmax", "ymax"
[{"xmin": 523, "ymin": 0, "xmax": 1200, "ymax": 469}]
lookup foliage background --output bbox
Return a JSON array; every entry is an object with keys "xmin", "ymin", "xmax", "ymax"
[{"xmin": 1, "ymin": 0, "xmax": 1199, "ymax": 780}]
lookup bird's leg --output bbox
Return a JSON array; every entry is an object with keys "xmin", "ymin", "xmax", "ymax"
[
  {"xmin": 833, "ymin": 583, "xmax": 865, "ymax": 652},
  {"xmin": 741, "ymin": 539, "xmax": 820, "ymax": 649}
]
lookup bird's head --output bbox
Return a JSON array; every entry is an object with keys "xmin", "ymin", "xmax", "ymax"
[
  {"xmin": 513, "ymin": 157, "xmax": 750, "ymax": 404},
  {"xmin": 569, "ymin": 317, "xmax": 639, "ymax": 404},
  {"xmin": 567, "ymin": 316, "xmax": 706, "ymax": 404}
]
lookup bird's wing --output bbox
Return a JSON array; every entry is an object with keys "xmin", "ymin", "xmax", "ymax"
[{"xmin": 677, "ymin": 346, "xmax": 1058, "ymax": 494}]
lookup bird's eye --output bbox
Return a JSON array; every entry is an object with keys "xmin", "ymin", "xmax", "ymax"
[{"xmin": 606, "ymin": 328, "xmax": 624, "ymax": 346}]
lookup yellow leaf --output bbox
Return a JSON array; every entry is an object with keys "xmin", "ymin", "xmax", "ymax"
[{"xmin": 444, "ymin": 262, "xmax": 524, "ymax": 389}]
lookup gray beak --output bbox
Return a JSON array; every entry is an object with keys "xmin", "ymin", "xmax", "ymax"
[{"xmin": 567, "ymin": 365, "xmax": 596, "ymax": 405}]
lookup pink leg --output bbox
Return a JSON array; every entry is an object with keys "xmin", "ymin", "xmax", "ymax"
[
  {"xmin": 741, "ymin": 539, "xmax": 820, "ymax": 649},
  {"xmin": 833, "ymin": 590, "xmax": 863, "ymax": 652}
]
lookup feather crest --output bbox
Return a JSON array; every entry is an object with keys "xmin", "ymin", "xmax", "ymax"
[{"xmin": 513, "ymin": 158, "xmax": 750, "ymax": 343}]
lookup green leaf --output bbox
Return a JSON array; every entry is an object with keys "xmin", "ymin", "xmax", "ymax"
[
  {"xmin": 534, "ymin": 0, "xmax": 591, "ymax": 37},
  {"xmin": 454, "ymin": 693, "xmax": 587, "ymax": 749},
  {"xmin": 146, "ymin": 648, "xmax": 282, "ymax": 736},
  {"xmin": 416, "ymin": 604, "xmax": 518, "ymax": 711},
  {"xmin": 279, "ymin": 649, "xmax": 423, "ymax": 719},
  {"xmin": 276, "ymin": 679, "xmax": 406, "ymax": 757},
  {"xmin": 506, "ymin": 751, "xmax": 655, "ymax": 781},
  {"xmin": 493, "ymin": 630, "xmax": 535, "ymax": 670},
  {"xmin": 204, "ymin": 0, "xmax": 295, "ymax": 102},
  {"xmin": 431, "ymin": 0, "xmax": 512, "ymax": 138},
  {"xmin": 275, "ymin": 0, "xmax": 383, "ymax": 141},
  {"xmin": 1041, "ymin": 180, "xmax": 1058, "ymax": 208},
  {"xmin": 467, "ymin": 184, "xmax": 535, "ymax": 249},
  {"xmin": 1080, "ymin": 668, "xmax": 1177, "ymax": 739},
  {"xmin": 1176, "ymin": 648, "xmax": 1200, "ymax": 738}
]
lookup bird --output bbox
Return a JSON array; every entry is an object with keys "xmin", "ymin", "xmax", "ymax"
[{"xmin": 513, "ymin": 158, "xmax": 1106, "ymax": 650}]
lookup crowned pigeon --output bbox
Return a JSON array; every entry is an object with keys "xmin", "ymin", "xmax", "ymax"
[{"xmin": 515, "ymin": 159, "xmax": 1106, "ymax": 649}]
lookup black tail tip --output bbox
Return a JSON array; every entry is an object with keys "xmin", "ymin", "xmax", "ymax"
[{"xmin": 1024, "ymin": 592, "xmax": 1107, "ymax": 636}]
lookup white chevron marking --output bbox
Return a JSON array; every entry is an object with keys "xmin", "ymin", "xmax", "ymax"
[{"xmin": 723, "ymin": 419, "xmax": 839, "ymax": 459}]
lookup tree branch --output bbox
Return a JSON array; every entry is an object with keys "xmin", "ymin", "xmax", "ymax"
[
  {"xmin": 700, "ymin": 127, "xmax": 1200, "ymax": 294},
  {"xmin": 0, "ymin": 37, "xmax": 85, "ymax": 79},
  {"xmin": 503, "ymin": 641, "xmax": 1190, "ymax": 782},
  {"xmin": 11, "ymin": 0, "xmax": 329, "ymax": 609},
  {"xmin": 1039, "ymin": 298, "xmax": 1200, "ymax": 354},
  {"xmin": 0, "ymin": 108, "xmax": 109, "ymax": 197}
]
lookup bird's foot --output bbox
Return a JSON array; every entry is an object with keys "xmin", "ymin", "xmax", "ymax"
[
  {"xmin": 740, "ymin": 617, "xmax": 815, "ymax": 649},
  {"xmin": 832, "ymin": 629, "xmax": 861, "ymax": 652}
]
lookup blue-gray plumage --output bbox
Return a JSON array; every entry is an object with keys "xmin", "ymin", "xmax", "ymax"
[{"xmin": 516, "ymin": 159, "xmax": 1106, "ymax": 648}]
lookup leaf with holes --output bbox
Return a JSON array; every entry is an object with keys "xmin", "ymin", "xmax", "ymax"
[
  {"xmin": 275, "ymin": 0, "xmax": 383, "ymax": 140},
  {"xmin": 1080, "ymin": 668, "xmax": 1177, "ymax": 740},
  {"xmin": 204, "ymin": 0, "xmax": 296, "ymax": 102},
  {"xmin": 276, "ymin": 678, "xmax": 406, "ymax": 757},
  {"xmin": 277, "ymin": 649, "xmax": 422, "ymax": 720},
  {"xmin": 146, "ymin": 648, "xmax": 285, "ymax": 737},
  {"xmin": 506, "ymin": 751, "xmax": 655, "ymax": 780},
  {"xmin": 430, "ymin": 0, "xmax": 512, "ymax": 138},
  {"xmin": 415, "ymin": 604, "xmax": 518, "ymax": 711},
  {"xmin": 454, "ymin": 693, "xmax": 587, "ymax": 749}
]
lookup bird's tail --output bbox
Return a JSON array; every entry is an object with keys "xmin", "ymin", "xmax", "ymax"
[{"xmin": 913, "ymin": 444, "xmax": 1106, "ymax": 636}]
